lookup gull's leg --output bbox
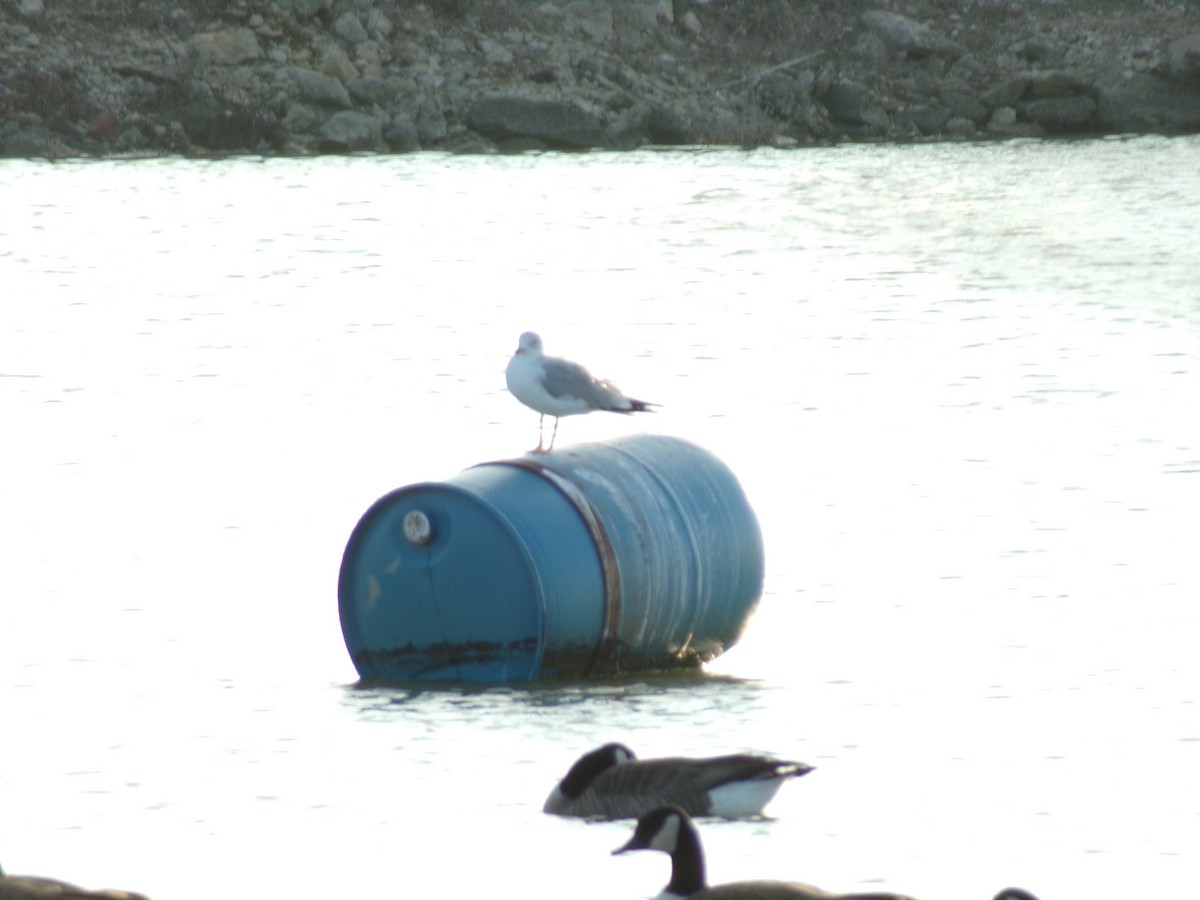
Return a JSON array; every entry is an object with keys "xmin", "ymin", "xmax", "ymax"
[
  {"xmin": 548, "ymin": 416, "xmax": 560, "ymax": 451},
  {"xmin": 534, "ymin": 414, "xmax": 545, "ymax": 453}
]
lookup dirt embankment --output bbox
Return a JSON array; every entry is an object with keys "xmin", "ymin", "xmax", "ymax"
[{"xmin": 2, "ymin": 0, "xmax": 1199, "ymax": 158}]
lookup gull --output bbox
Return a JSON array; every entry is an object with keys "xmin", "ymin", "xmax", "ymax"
[{"xmin": 505, "ymin": 331, "xmax": 656, "ymax": 452}]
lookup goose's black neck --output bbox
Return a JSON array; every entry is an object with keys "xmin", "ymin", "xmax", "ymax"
[
  {"xmin": 665, "ymin": 817, "xmax": 708, "ymax": 897},
  {"xmin": 560, "ymin": 746, "xmax": 616, "ymax": 799}
]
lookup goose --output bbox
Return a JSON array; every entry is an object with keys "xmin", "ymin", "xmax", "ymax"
[
  {"xmin": 505, "ymin": 331, "xmax": 656, "ymax": 452},
  {"xmin": 544, "ymin": 743, "xmax": 813, "ymax": 820},
  {"xmin": 0, "ymin": 862, "xmax": 150, "ymax": 899},
  {"xmin": 612, "ymin": 807, "xmax": 1041, "ymax": 900}
]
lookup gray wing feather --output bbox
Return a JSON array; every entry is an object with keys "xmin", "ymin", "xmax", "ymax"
[
  {"xmin": 636, "ymin": 755, "xmax": 809, "ymax": 789},
  {"xmin": 577, "ymin": 755, "xmax": 806, "ymax": 818},
  {"xmin": 584, "ymin": 763, "xmax": 712, "ymax": 817},
  {"xmin": 539, "ymin": 356, "xmax": 629, "ymax": 410}
]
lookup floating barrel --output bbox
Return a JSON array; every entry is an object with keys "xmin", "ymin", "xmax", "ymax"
[{"xmin": 337, "ymin": 434, "xmax": 763, "ymax": 683}]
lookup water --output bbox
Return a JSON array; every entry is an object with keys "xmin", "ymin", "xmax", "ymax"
[{"xmin": 2, "ymin": 137, "xmax": 1198, "ymax": 900}]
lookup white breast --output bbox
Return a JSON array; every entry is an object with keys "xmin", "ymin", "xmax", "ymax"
[
  {"xmin": 506, "ymin": 354, "xmax": 593, "ymax": 417},
  {"xmin": 705, "ymin": 776, "xmax": 788, "ymax": 818}
]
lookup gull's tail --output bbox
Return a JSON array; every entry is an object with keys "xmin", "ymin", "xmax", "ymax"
[{"xmin": 623, "ymin": 398, "xmax": 658, "ymax": 414}]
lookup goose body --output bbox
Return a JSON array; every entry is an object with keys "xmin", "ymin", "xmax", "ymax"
[
  {"xmin": 544, "ymin": 743, "xmax": 813, "ymax": 820},
  {"xmin": 505, "ymin": 332, "xmax": 656, "ymax": 452},
  {"xmin": 613, "ymin": 806, "xmax": 915, "ymax": 900},
  {"xmin": 0, "ymin": 864, "xmax": 149, "ymax": 900},
  {"xmin": 612, "ymin": 807, "xmax": 1040, "ymax": 900}
]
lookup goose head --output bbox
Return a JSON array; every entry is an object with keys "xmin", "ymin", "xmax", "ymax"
[
  {"xmin": 613, "ymin": 805, "xmax": 706, "ymax": 897},
  {"xmin": 556, "ymin": 742, "xmax": 636, "ymax": 800}
]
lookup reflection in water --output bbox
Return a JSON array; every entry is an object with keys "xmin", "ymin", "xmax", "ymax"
[{"xmin": 342, "ymin": 671, "xmax": 768, "ymax": 732}]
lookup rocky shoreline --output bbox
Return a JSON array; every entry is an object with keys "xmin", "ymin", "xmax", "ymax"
[{"xmin": 2, "ymin": 0, "xmax": 1200, "ymax": 159}]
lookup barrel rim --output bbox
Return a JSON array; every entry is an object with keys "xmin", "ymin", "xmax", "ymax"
[
  {"xmin": 480, "ymin": 459, "xmax": 623, "ymax": 678},
  {"xmin": 337, "ymin": 479, "xmax": 550, "ymax": 681}
]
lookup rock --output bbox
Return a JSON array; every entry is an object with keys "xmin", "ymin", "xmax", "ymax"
[
  {"xmin": 283, "ymin": 100, "xmax": 320, "ymax": 135},
  {"xmin": 982, "ymin": 69, "xmax": 1091, "ymax": 108},
  {"xmin": 333, "ymin": 12, "xmax": 368, "ymax": 45},
  {"xmin": 937, "ymin": 80, "xmax": 989, "ymax": 125},
  {"xmin": 822, "ymin": 79, "xmax": 889, "ymax": 131},
  {"xmin": 187, "ymin": 28, "xmax": 261, "ymax": 66},
  {"xmin": 415, "ymin": 99, "xmax": 449, "ymax": 144},
  {"xmin": 1027, "ymin": 70, "xmax": 1092, "ymax": 98},
  {"xmin": 289, "ymin": 67, "xmax": 353, "ymax": 108},
  {"xmin": 1017, "ymin": 94, "xmax": 1098, "ymax": 131},
  {"xmin": 851, "ymin": 30, "xmax": 889, "ymax": 63},
  {"xmin": 624, "ymin": 0, "xmax": 673, "ymax": 28},
  {"xmin": 16, "ymin": 0, "xmax": 44, "ymax": 17},
  {"xmin": 87, "ymin": 112, "xmax": 120, "ymax": 142},
  {"xmin": 943, "ymin": 116, "xmax": 976, "ymax": 137},
  {"xmin": 156, "ymin": 80, "xmax": 282, "ymax": 152},
  {"xmin": 318, "ymin": 42, "xmax": 359, "ymax": 82},
  {"xmin": 365, "ymin": 9, "xmax": 394, "ymax": 41},
  {"xmin": 1011, "ymin": 37, "xmax": 1063, "ymax": 67},
  {"xmin": 2, "ymin": 122, "xmax": 73, "ymax": 157},
  {"xmin": 384, "ymin": 118, "xmax": 421, "ymax": 151},
  {"xmin": 292, "ymin": 0, "xmax": 327, "ymax": 17},
  {"xmin": 1166, "ymin": 33, "xmax": 1200, "ymax": 85},
  {"xmin": 986, "ymin": 105, "xmax": 1043, "ymax": 137},
  {"xmin": 987, "ymin": 106, "xmax": 1017, "ymax": 130},
  {"xmin": 860, "ymin": 11, "xmax": 965, "ymax": 60},
  {"xmin": 354, "ymin": 40, "xmax": 385, "ymax": 74},
  {"xmin": 982, "ymin": 74, "xmax": 1033, "ymax": 108},
  {"xmin": 478, "ymin": 38, "xmax": 514, "ymax": 66},
  {"xmin": 113, "ymin": 123, "xmax": 149, "ymax": 153},
  {"xmin": 892, "ymin": 104, "xmax": 952, "ymax": 135},
  {"xmin": 755, "ymin": 71, "xmax": 812, "ymax": 121},
  {"xmin": 494, "ymin": 135, "xmax": 551, "ymax": 152},
  {"xmin": 346, "ymin": 77, "xmax": 394, "ymax": 107},
  {"xmin": 563, "ymin": 1, "xmax": 614, "ymax": 41},
  {"xmin": 467, "ymin": 95, "xmax": 607, "ymax": 148},
  {"xmin": 446, "ymin": 133, "xmax": 498, "ymax": 154},
  {"xmin": 1097, "ymin": 74, "xmax": 1200, "ymax": 132},
  {"xmin": 160, "ymin": 78, "xmax": 222, "ymax": 145},
  {"xmin": 318, "ymin": 110, "xmax": 384, "ymax": 151},
  {"xmin": 608, "ymin": 101, "xmax": 693, "ymax": 146}
]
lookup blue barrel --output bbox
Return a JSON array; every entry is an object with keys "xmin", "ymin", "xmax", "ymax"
[{"xmin": 337, "ymin": 434, "xmax": 764, "ymax": 683}]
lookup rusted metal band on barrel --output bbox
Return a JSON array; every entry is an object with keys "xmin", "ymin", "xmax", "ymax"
[{"xmin": 498, "ymin": 459, "xmax": 622, "ymax": 675}]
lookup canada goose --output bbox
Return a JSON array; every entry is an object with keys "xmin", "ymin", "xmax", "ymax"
[
  {"xmin": 544, "ymin": 743, "xmax": 813, "ymax": 819},
  {"xmin": 0, "ymin": 862, "xmax": 150, "ymax": 899},
  {"xmin": 612, "ymin": 807, "xmax": 1041, "ymax": 900},
  {"xmin": 505, "ymin": 332, "xmax": 657, "ymax": 452}
]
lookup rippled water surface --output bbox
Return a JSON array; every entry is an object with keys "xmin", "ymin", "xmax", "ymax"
[{"xmin": 2, "ymin": 137, "xmax": 1198, "ymax": 900}]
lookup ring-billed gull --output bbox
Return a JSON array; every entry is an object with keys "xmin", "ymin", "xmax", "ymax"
[{"xmin": 505, "ymin": 331, "xmax": 656, "ymax": 452}]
